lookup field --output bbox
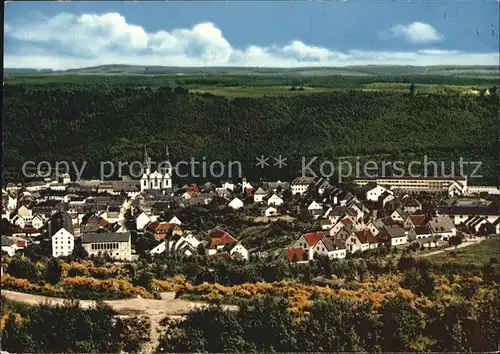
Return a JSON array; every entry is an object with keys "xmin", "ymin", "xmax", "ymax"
[
  {"xmin": 425, "ymin": 235, "xmax": 500, "ymax": 265},
  {"xmin": 190, "ymin": 85, "xmax": 339, "ymax": 97}
]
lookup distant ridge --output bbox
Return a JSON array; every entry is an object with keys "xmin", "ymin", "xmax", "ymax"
[{"xmin": 4, "ymin": 64, "xmax": 500, "ymax": 79}]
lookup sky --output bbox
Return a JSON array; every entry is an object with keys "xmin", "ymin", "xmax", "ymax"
[{"xmin": 4, "ymin": 1, "xmax": 500, "ymax": 69}]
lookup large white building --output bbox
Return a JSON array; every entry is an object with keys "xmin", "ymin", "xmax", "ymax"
[
  {"xmin": 354, "ymin": 176, "xmax": 468, "ymax": 195},
  {"xmin": 140, "ymin": 144, "xmax": 173, "ymax": 193},
  {"xmin": 81, "ymin": 232, "xmax": 132, "ymax": 261},
  {"xmin": 51, "ymin": 227, "xmax": 75, "ymax": 257}
]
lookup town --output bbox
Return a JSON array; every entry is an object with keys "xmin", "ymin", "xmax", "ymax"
[{"xmin": 2, "ymin": 147, "xmax": 499, "ymax": 266}]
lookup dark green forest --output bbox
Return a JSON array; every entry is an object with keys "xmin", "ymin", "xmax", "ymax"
[{"xmin": 3, "ymin": 84, "xmax": 498, "ymax": 184}]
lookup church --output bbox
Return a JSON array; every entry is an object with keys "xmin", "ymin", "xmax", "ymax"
[{"xmin": 140, "ymin": 144, "xmax": 173, "ymax": 193}]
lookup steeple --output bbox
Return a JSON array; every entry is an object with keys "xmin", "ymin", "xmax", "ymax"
[
  {"xmin": 165, "ymin": 143, "xmax": 170, "ymax": 161},
  {"xmin": 143, "ymin": 144, "xmax": 151, "ymax": 175}
]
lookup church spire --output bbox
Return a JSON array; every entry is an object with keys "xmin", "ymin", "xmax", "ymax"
[
  {"xmin": 165, "ymin": 143, "xmax": 170, "ymax": 161},
  {"xmin": 144, "ymin": 144, "xmax": 149, "ymax": 159}
]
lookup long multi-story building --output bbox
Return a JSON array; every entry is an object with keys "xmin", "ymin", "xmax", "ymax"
[{"xmin": 353, "ymin": 176, "xmax": 468, "ymax": 194}]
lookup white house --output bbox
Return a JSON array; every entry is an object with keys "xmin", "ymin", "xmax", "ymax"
[
  {"xmin": 381, "ymin": 225, "xmax": 407, "ymax": 247},
  {"xmin": 135, "ymin": 211, "xmax": 151, "ymax": 230},
  {"xmin": 329, "ymin": 217, "xmax": 356, "ymax": 237},
  {"xmin": 264, "ymin": 206, "xmax": 278, "ymax": 217},
  {"xmin": 291, "ymin": 177, "xmax": 315, "ymax": 195},
  {"xmin": 345, "ymin": 230, "xmax": 378, "ymax": 253},
  {"xmin": 366, "ymin": 221, "xmax": 381, "ymax": 237},
  {"xmin": 313, "ymin": 238, "xmax": 346, "ymax": 260},
  {"xmin": 223, "ymin": 182, "xmax": 235, "ymax": 191},
  {"xmin": 267, "ymin": 194, "xmax": 284, "ymax": 206},
  {"xmin": 169, "ymin": 216, "xmax": 182, "ymax": 225},
  {"xmin": 51, "ymin": 228, "xmax": 75, "ymax": 258},
  {"xmin": 390, "ymin": 209, "xmax": 405, "ymax": 222},
  {"xmin": 293, "ymin": 232, "xmax": 324, "ymax": 260},
  {"xmin": 347, "ymin": 202, "xmax": 364, "ymax": 222},
  {"xmin": 365, "ymin": 185, "xmax": 391, "ymax": 202},
  {"xmin": 228, "ymin": 197, "xmax": 244, "ymax": 210},
  {"xmin": 427, "ymin": 216, "xmax": 456, "ymax": 240},
  {"xmin": 253, "ymin": 187, "xmax": 267, "ymax": 203},
  {"xmin": 31, "ymin": 214, "xmax": 45, "ymax": 229},
  {"xmin": 230, "ymin": 242, "xmax": 249, "ymax": 260},
  {"xmin": 1, "ymin": 236, "xmax": 20, "ymax": 256},
  {"xmin": 308, "ymin": 201, "xmax": 323, "ymax": 219}
]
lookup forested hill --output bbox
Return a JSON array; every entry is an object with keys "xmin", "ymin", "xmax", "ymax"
[{"xmin": 3, "ymin": 86, "xmax": 498, "ymax": 184}]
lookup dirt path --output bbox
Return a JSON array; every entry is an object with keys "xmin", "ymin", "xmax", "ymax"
[{"xmin": 2, "ymin": 290, "xmax": 238, "ymax": 353}]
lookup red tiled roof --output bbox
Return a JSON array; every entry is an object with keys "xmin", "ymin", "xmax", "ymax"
[
  {"xmin": 16, "ymin": 240, "xmax": 27, "ymax": 248},
  {"xmin": 409, "ymin": 215, "xmax": 427, "ymax": 226},
  {"xmin": 354, "ymin": 230, "xmax": 378, "ymax": 244},
  {"xmin": 21, "ymin": 227, "xmax": 38, "ymax": 234},
  {"xmin": 98, "ymin": 218, "xmax": 109, "ymax": 227},
  {"xmin": 154, "ymin": 223, "xmax": 179, "ymax": 231},
  {"xmin": 208, "ymin": 229, "xmax": 233, "ymax": 240},
  {"xmin": 341, "ymin": 218, "xmax": 354, "ymax": 225},
  {"xmin": 303, "ymin": 232, "xmax": 324, "ymax": 247},
  {"xmin": 209, "ymin": 233, "xmax": 237, "ymax": 249},
  {"xmin": 286, "ymin": 247, "xmax": 306, "ymax": 262}
]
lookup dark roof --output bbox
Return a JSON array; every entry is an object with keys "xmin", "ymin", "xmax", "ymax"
[
  {"xmin": 437, "ymin": 205, "xmax": 499, "ymax": 216},
  {"xmin": 81, "ymin": 232, "xmax": 130, "ymax": 244},
  {"xmin": 354, "ymin": 230, "xmax": 377, "ymax": 244},
  {"xmin": 1, "ymin": 236, "xmax": 15, "ymax": 247},
  {"xmin": 321, "ymin": 238, "xmax": 345, "ymax": 251},
  {"xmin": 383, "ymin": 225, "xmax": 406, "ymax": 238},
  {"xmin": 414, "ymin": 225, "xmax": 432, "ymax": 235}
]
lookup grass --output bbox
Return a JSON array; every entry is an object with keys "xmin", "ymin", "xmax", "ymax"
[
  {"xmin": 190, "ymin": 86, "xmax": 339, "ymax": 97},
  {"xmin": 425, "ymin": 235, "xmax": 500, "ymax": 265}
]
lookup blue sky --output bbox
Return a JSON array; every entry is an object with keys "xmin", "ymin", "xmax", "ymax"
[{"xmin": 4, "ymin": 1, "xmax": 499, "ymax": 69}]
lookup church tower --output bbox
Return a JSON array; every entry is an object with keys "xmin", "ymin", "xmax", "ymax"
[
  {"xmin": 161, "ymin": 143, "xmax": 173, "ymax": 191},
  {"xmin": 140, "ymin": 144, "xmax": 151, "ymax": 192}
]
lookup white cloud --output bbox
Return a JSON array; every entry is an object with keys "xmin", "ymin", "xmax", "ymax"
[
  {"xmin": 385, "ymin": 22, "xmax": 444, "ymax": 43},
  {"xmin": 4, "ymin": 13, "xmax": 498, "ymax": 69}
]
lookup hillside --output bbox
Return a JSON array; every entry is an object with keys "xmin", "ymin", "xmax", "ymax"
[
  {"xmin": 3, "ymin": 86, "xmax": 498, "ymax": 184},
  {"xmin": 4, "ymin": 65, "xmax": 500, "ymax": 79}
]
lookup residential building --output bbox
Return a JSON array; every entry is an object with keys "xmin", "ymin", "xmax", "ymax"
[
  {"xmin": 291, "ymin": 177, "xmax": 315, "ymax": 195},
  {"xmin": 313, "ymin": 238, "xmax": 346, "ymax": 259},
  {"xmin": 253, "ymin": 187, "xmax": 267, "ymax": 203},
  {"xmin": 354, "ymin": 176, "xmax": 468, "ymax": 194},
  {"xmin": 345, "ymin": 230, "xmax": 378, "ymax": 253},
  {"xmin": 51, "ymin": 228, "xmax": 75, "ymax": 257},
  {"xmin": 228, "ymin": 197, "xmax": 244, "ymax": 210},
  {"xmin": 267, "ymin": 194, "xmax": 284, "ymax": 206}
]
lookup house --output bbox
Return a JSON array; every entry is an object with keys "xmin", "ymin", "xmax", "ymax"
[
  {"xmin": 134, "ymin": 211, "xmax": 151, "ymax": 230},
  {"xmin": 147, "ymin": 222, "xmax": 182, "ymax": 240},
  {"xmin": 293, "ymin": 232, "xmax": 324, "ymax": 260},
  {"xmin": 427, "ymin": 216, "xmax": 456, "ymax": 240},
  {"xmin": 267, "ymin": 194, "xmax": 284, "ymax": 207},
  {"xmin": 182, "ymin": 192, "xmax": 193, "ymax": 200},
  {"xmin": 81, "ymin": 232, "xmax": 132, "ymax": 261},
  {"xmin": 168, "ymin": 216, "xmax": 182, "ymax": 225},
  {"xmin": 1, "ymin": 236, "xmax": 20, "ymax": 256},
  {"xmin": 404, "ymin": 215, "xmax": 428, "ymax": 229},
  {"xmin": 284, "ymin": 247, "xmax": 308, "ymax": 263},
  {"xmin": 329, "ymin": 217, "xmax": 356, "ymax": 237},
  {"xmin": 380, "ymin": 191, "xmax": 395, "ymax": 207},
  {"xmin": 206, "ymin": 229, "xmax": 238, "ymax": 256},
  {"xmin": 325, "ymin": 206, "xmax": 357, "ymax": 224},
  {"xmin": 366, "ymin": 221, "xmax": 381, "ymax": 236},
  {"xmin": 402, "ymin": 198, "xmax": 422, "ymax": 214},
  {"xmin": 264, "ymin": 181, "xmax": 290, "ymax": 193},
  {"xmin": 31, "ymin": 214, "xmax": 45, "ymax": 229},
  {"xmin": 331, "ymin": 224, "xmax": 356, "ymax": 241},
  {"xmin": 313, "ymin": 238, "xmax": 346, "ymax": 260},
  {"xmin": 347, "ymin": 202, "xmax": 364, "ymax": 222},
  {"xmin": 345, "ymin": 230, "xmax": 378, "ymax": 253},
  {"xmin": 320, "ymin": 219, "xmax": 333, "ymax": 230},
  {"xmin": 223, "ymin": 182, "xmax": 235, "ymax": 191},
  {"xmin": 315, "ymin": 179, "xmax": 332, "ymax": 195},
  {"xmin": 364, "ymin": 184, "xmax": 392, "ymax": 202},
  {"xmin": 291, "ymin": 177, "xmax": 315, "ymax": 195},
  {"xmin": 390, "ymin": 209, "xmax": 406, "ymax": 222},
  {"xmin": 308, "ymin": 201, "xmax": 323, "ymax": 218},
  {"xmin": 51, "ymin": 228, "xmax": 75, "ymax": 257},
  {"xmin": 228, "ymin": 197, "xmax": 244, "ymax": 210},
  {"xmin": 230, "ymin": 242, "xmax": 249, "ymax": 260},
  {"xmin": 379, "ymin": 225, "xmax": 407, "ymax": 247},
  {"xmin": 253, "ymin": 187, "xmax": 267, "ymax": 203},
  {"xmin": 408, "ymin": 225, "xmax": 433, "ymax": 241},
  {"xmin": 264, "ymin": 206, "xmax": 278, "ymax": 217}
]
